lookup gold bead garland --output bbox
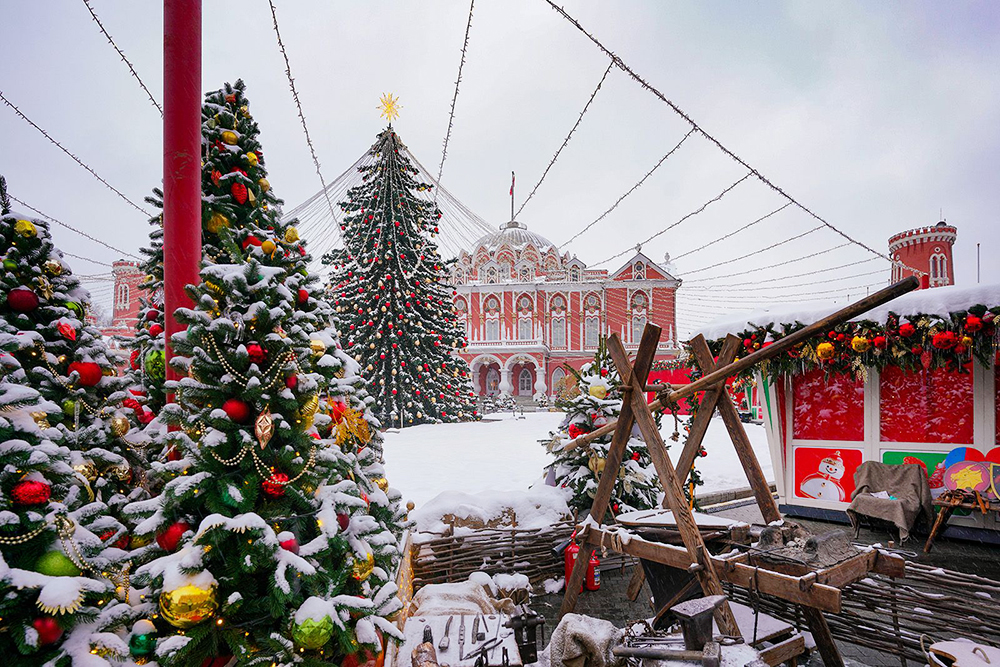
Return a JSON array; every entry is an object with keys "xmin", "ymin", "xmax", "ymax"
[
  {"xmin": 0, "ymin": 522, "xmax": 48, "ymax": 546},
  {"xmin": 200, "ymin": 335, "xmax": 297, "ymax": 391},
  {"xmin": 55, "ymin": 515, "xmax": 131, "ymax": 604}
]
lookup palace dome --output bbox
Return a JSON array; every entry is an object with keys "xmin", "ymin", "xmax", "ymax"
[{"xmin": 472, "ymin": 220, "xmax": 557, "ymax": 254}]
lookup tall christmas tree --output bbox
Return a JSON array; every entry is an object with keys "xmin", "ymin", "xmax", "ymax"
[
  {"xmin": 0, "ymin": 200, "xmax": 146, "ymax": 513},
  {"xmin": 324, "ymin": 116, "xmax": 477, "ymax": 426},
  {"xmin": 543, "ymin": 338, "xmax": 663, "ymax": 519}
]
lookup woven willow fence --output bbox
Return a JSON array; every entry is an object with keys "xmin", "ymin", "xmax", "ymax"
[{"xmin": 726, "ymin": 559, "xmax": 1000, "ymax": 661}]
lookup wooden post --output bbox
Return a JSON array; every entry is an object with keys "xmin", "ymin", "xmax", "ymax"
[
  {"xmin": 674, "ymin": 335, "xmax": 741, "ymax": 482},
  {"xmin": 688, "ymin": 335, "xmax": 781, "ymax": 525},
  {"xmin": 607, "ymin": 332, "xmax": 741, "ymax": 637},
  {"xmin": 800, "ymin": 607, "xmax": 845, "ymax": 667},
  {"xmin": 558, "ymin": 325, "xmax": 661, "ymax": 618},
  {"xmin": 561, "ymin": 277, "xmax": 919, "ymax": 453}
]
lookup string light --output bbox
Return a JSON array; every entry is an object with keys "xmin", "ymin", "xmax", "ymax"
[
  {"xmin": 436, "ymin": 0, "xmax": 476, "ymax": 187},
  {"xmin": 8, "ymin": 193, "xmax": 142, "ymax": 260},
  {"xmin": 681, "ymin": 224, "xmax": 824, "ymax": 276},
  {"xmin": 672, "ymin": 202, "xmax": 793, "ymax": 262}
]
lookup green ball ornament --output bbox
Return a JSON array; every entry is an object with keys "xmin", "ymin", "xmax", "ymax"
[
  {"xmin": 144, "ymin": 350, "xmax": 166, "ymax": 381},
  {"xmin": 2, "ymin": 259, "xmax": 16, "ymax": 271},
  {"xmin": 291, "ymin": 616, "xmax": 334, "ymax": 650},
  {"xmin": 35, "ymin": 551, "xmax": 82, "ymax": 577},
  {"xmin": 65, "ymin": 302, "xmax": 83, "ymax": 316},
  {"xmin": 129, "ymin": 632, "xmax": 157, "ymax": 657},
  {"xmin": 62, "ymin": 399, "xmax": 77, "ymax": 416}
]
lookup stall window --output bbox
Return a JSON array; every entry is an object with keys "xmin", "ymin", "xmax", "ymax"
[
  {"xmin": 880, "ymin": 365, "xmax": 973, "ymax": 444},
  {"xmin": 792, "ymin": 369, "xmax": 864, "ymax": 441}
]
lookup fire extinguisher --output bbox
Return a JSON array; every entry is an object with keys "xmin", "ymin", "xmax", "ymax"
[
  {"xmin": 564, "ymin": 532, "xmax": 580, "ymax": 584},
  {"xmin": 585, "ymin": 552, "xmax": 600, "ymax": 591}
]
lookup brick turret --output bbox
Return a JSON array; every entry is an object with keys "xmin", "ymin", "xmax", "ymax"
[
  {"xmin": 111, "ymin": 260, "xmax": 143, "ymax": 330},
  {"xmin": 888, "ymin": 221, "xmax": 956, "ymax": 289}
]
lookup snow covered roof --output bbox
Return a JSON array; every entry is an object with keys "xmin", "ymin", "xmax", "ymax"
[
  {"xmin": 696, "ymin": 282, "xmax": 1000, "ymax": 340},
  {"xmin": 471, "ymin": 220, "xmax": 558, "ymax": 255}
]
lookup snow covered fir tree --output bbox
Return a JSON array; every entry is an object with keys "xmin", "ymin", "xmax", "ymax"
[
  {"xmin": 543, "ymin": 338, "xmax": 663, "ymax": 518},
  {"xmin": 324, "ymin": 125, "xmax": 477, "ymax": 426}
]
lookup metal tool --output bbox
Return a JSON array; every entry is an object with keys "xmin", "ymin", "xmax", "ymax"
[
  {"xmin": 458, "ymin": 615, "xmax": 466, "ymax": 659},
  {"xmin": 671, "ymin": 595, "xmax": 727, "ymax": 651},
  {"xmin": 438, "ymin": 616, "xmax": 453, "ymax": 651},
  {"xmin": 475, "ymin": 614, "xmax": 486, "ymax": 642},
  {"xmin": 505, "ymin": 605, "xmax": 545, "ymax": 664},
  {"xmin": 471, "ymin": 615, "xmax": 480, "ymax": 644}
]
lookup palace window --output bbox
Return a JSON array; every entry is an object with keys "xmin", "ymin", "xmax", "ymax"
[
  {"xmin": 551, "ymin": 367, "xmax": 566, "ymax": 394},
  {"xmin": 518, "ymin": 368, "xmax": 533, "ymax": 394},
  {"xmin": 570, "ymin": 267, "xmax": 581, "ymax": 282},
  {"xmin": 633, "ymin": 261, "xmax": 646, "ymax": 280},
  {"xmin": 485, "ymin": 267, "xmax": 499, "ymax": 284},
  {"xmin": 485, "ymin": 319, "xmax": 500, "ymax": 341},
  {"xmin": 518, "ymin": 318, "xmax": 533, "ymax": 340},
  {"xmin": 551, "ymin": 316, "xmax": 566, "ymax": 348},
  {"xmin": 585, "ymin": 316, "xmax": 599, "ymax": 348},
  {"xmin": 519, "ymin": 266, "xmax": 532, "ymax": 282},
  {"xmin": 117, "ymin": 283, "xmax": 130, "ymax": 307},
  {"xmin": 632, "ymin": 315, "xmax": 646, "ymax": 342}
]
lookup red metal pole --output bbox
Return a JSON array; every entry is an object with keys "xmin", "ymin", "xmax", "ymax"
[{"xmin": 163, "ymin": 0, "xmax": 202, "ymax": 389}]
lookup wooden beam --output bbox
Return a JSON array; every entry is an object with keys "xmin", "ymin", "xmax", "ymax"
[
  {"xmin": 674, "ymin": 335, "xmax": 741, "ymax": 481},
  {"xmin": 758, "ymin": 635, "xmax": 806, "ymax": 666},
  {"xmin": 689, "ymin": 334, "xmax": 781, "ymax": 524},
  {"xmin": 558, "ymin": 325, "xmax": 661, "ymax": 619},
  {"xmin": 607, "ymin": 333, "xmax": 741, "ymax": 637},
  {"xmin": 561, "ymin": 277, "xmax": 919, "ymax": 452},
  {"xmin": 582, "ymin": 528, "xmax": 843, "ymax": 613},
  {"xmin": 801, "ymin": 606, "xmax": 845, "ymax": 667}
]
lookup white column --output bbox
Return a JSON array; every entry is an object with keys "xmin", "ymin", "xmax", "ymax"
[
  {"xmin": 533, "ymin": 363, "xmax": 547, "ymax": 396},
  {"xmin": 471, "ymin": 366, "xmax": 481, "ymax": 395},
  {"xmin": 499, "ymin": 367, "xmax": 513, "ymax": 395}
]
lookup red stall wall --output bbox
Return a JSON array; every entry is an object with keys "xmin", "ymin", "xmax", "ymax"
[{"xmin": 880, "ymin": 365, "xmax": 974, "ymax": 445}]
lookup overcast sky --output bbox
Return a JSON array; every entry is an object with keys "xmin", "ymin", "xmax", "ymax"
[{"xmin": 2, "ymin": 1, "xmax": 998, "ymax": 334}]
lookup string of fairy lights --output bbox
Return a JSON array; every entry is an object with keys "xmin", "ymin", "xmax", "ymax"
[{"xmin": 1, "ymin": 2, "xmax": 933, "ymax": 338}]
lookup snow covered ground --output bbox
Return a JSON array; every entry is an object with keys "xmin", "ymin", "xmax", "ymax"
[{"xmin": 382, "ymin": 411, "xmax": 774, "ymax": 510}]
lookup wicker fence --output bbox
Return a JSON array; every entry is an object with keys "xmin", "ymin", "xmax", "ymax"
[{"xmin": 725, "ymin": 559, "xmax": 1000, "ymax": 662}]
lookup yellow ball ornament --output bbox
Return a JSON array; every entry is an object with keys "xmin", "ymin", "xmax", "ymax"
[
  {"xmin": 261, "ymin": 239, "xmax": 277, "ymax": 256},
  {"xmin": 352, "ymin": 551, "xmax": 375, "ymax": 581},
  {"xmin": 258, "ymin": 178, "xmax": 270, "ymax": 193},
  {"xmin": 373, "ymin": 477, "xmax": 389, "ymax": 492},
  {"xmin": 245, "ymin": 152, "xmax": 258, "ymax": 167},
  {"xmin": 73, "ymin": 460, "xmax": 98, "ymax": 482},
  {"xmin": 205, "ymin": 212, "xmax": 230, "ymax": 234},
  {"xmin": 309, "ymin": 339, "xmax": 327, "ymax": 358},
  {"xmin": 110, "ymin": 416, "xmax": 130, "ymax": 437},
  {"xmin": 220, "ymin": 130, "xmax": 238, "ymax": 145},
  {"xmin": 15, "ymin": 219, "xmax": 37, "ymax": 238},
  {"xmin": 159, "ymin": 583, "xmax": 218, "ymax": 629},
  {"xmin": 298, "ymin": 394, "xmax": 320, "ymax": 429},
  {"xmin": 588, "ymin": 454, "xmax": 607, "ymax": 476},
  {"xmin": 284, "ymin": 227, "xmax": 300, "ymax": 243},
  {"xmin": 588, "ymin": 385, "xmax": 608, "ymax": 400}
]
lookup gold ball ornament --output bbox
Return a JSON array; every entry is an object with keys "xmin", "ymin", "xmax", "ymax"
[
  {"xmin": 588, "ymin": 454, "xmax": 607, "ymax": 476},
  {"xmin": 245, "ymin": 152, "xmax": 258, "ymax": 167},
  {"xmin": 15, "ymin": 219, "xmax": 37, "ymax": 238},
  {"xmin": 284, "ymin": 227, "xmax": 300, "ymax": 243},
  {"xmin": 258, "ymin": 177, "xmax": 270, "ymax": 193},
  {"xmin": 261, "ymin": 239, "xmax": 277, "ymax": 256},
  {"xmin": 205, "ymin": 212, "xmax": 230, "ymax": 234},
  {"xmin": 110, "ymin": 416, "xmax": 130, "ymax": 438},
  {"xmin": 373, "ymin": 477, "xmax": 389, "ymax": 492},
  {"xmin": 159, "ymin": 583, "xmax": 218, "ymax": 629},
  {"xmin": 298, "ymin": 394, "xmax": 320, "ymax": 429},
  {"xmin": 44, "ymin": 259, "xmax": 63, "ymax": 276},
  {"xmin": 352, "ymin": 551, "xmax": 375, "ymax": 581},
  {"xmin": 309, "ymin": 339, "xmax": 327, "ymax": 358},
  {"xmin": 74, "ymin": 460, "xmax": 98, "ymax": 482},
  {"xmin": 588, "ymin": 385, "xmax": 608, "ymax": 400},
  {"xmin": 220, "ymin": 130, "xmax": 238, "ymax": 145},
  {"xmin": 109, "ymin": 461, "xmax": 132, "ymax": 483}
]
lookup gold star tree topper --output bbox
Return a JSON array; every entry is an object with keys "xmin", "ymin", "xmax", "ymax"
[{"xmin": 378, "ymin": 93, "xmax": 402, "ymax": 123}]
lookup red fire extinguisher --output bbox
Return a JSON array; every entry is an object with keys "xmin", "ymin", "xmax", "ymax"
[
  {"xmin": 564, "ymin": 532, "xmax": 580, "ymax": 585},
  {"xmin": 585, "ymin": 553, "xmax": 601, "ymax": 591}
]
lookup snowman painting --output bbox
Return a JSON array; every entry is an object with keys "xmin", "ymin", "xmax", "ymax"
[{"xmin": 799, "ymin": 450, "xmax": 847, "ymax": 501}]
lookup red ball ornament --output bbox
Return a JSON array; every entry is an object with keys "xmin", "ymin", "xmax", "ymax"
[
  {"xmin": 231, "ymin": 182, "xmax": 248, "ymax": 204},
  {"xmin": 246, "ymin": 343, "xmax": 267, "ymax": 364},
  {"xmin": 7, "ymin": 287, "xmax": 39, "ymax": 313},
  {"xmin": 222, "ymin": 398, "xmax": 252, "ymax": 423},
  {"xmin": 11, "ymin": 478, "xmax": 51, "ymax": 506},
  {"xmin": 277, "ymin": 531, "xmax": 299, "ymax": 554},
  {"xmin": 298, "ymin": 289, "xmax": 309, "ymax": 304},
  {"xmin": 166, "ymin": 446, "xmax": 182, "ymax": 462},
  {"xmin": 337, "ymin": 512, "xmax": 351, "ymax": 531},
  {"xmin": 68, "ymin": 362, "xmax": 102, "ymax": 387},
  {"xmin": 241, "ymin": 236, "xmax": 262, "ymax": 250},
  {"xmin": 330, "ymin": 401, "xmax": 348, "ymax": 423},
  {"xmin": 145, "ymin": 309, "xmax": 160, "ymax": 321},
  {"xmin": 899, "ymin": 322, "xmax": 916, "ymax": 338},
  {"xmin": 148, "ymin": 323, "xmax": 164, "ymax": 337},
  {"xmin": 33, "ymin": 617, "xmax": 63, "ymax": 646},
  {"xmin": 285, "ymin": 374, "xmax": 298, "ymax": 390},
  {"xmin": 873, "ymin": 335, "xmax": 888, "ymax": 349},
  {"xmin": 156, "ymin": 520, "xmax": 191, "ymax": 552},
  {"xmin": 137, "ymin": 408, "xmax": 155, "ymax": 425},
  {"xmin": 262, "ymin": 472, "xmax": 289, "ymax": 498},
  {"xmin": 631, "ymin": 452, "xmax": 641, "ymax": 461},
  {"xmin": 966, "ymin": 315, "xmax": 983, "ymax": 332}
]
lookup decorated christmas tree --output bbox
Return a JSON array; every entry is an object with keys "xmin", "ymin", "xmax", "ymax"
[
  {"xmin": 0, "ymin": 201, "xmax": 147, "ymax": 514},
  {"xmin": 543, "ymin": 338, "xmax": 663, "ymax": 518},
  {"xmin": 324, "ymin": 116, "xmax": 477, "ymax": 426}
]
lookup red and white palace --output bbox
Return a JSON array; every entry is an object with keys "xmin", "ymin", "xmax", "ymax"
[{"xmin": 450, "ymin": 220, "xmax": 681, "ymax": 398}]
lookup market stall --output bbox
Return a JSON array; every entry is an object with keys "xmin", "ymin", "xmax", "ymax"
[{"xmin": 698, "ymin": 283, "xmax": 1000, "ymax": 538}]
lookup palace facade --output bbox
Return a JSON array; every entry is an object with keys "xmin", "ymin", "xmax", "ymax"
[{"xmin": 451, "ymin": 220, "xmax": 682, "ymax": 398}]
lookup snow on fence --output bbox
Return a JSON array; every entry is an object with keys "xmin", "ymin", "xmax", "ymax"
[
  {"xmin": 724, "ymin": 559, "xmax": 1000, "ymax": 661},
  {"xmin": 410, "ymin": 520, "xmax": 633, "ymax": 590}
]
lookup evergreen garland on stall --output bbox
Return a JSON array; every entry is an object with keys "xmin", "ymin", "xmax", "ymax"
[{"xmin": 324, "ymin": 127, "xmax": 478, "ymax": 426}]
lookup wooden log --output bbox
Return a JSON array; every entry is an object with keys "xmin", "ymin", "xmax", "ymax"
[
  {"xmin": 758, "ymin": 635, "xmax": 806, "ymax": 666},
  {"xmin": 562, "ymin": 277, "xmax": 919, "ymax": 452},
  {"xmin": 674, "ymin": 335, "xmax": 741, "ymax": 482},
  {"xmin": 689, "ymin": 335, "xmax": 781, "ymax": 524},
  {"xmin": 800, "ymin": 606, "xmax": 844, "ymax": 667},
  {"xmin": 607, "ymin": 332, "xmax": 741, "ymax": 637},
  {"xmin": 558, "ymin": 324, "xmax": 661, "ymax": 619}
]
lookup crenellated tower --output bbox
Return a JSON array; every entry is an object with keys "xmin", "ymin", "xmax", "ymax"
[{"xmin": 888, "ymin": 221, "xmax": 957, "ymax": 289}]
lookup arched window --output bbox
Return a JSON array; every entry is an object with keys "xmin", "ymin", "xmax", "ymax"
[
  {"xmin": 117, "ymin": 283, "xmax": 130, "ymax": 307},
  {"xmin": 519, "ymin": 266, "xmax": 532, "ymax": 282},
  {"xmin": 551, "ymin": 316, "xmax": 566, "ymax": 348},
  {"xmin": 585, "ymin": 316, "xmax": 600, "ymax": 348},
  {"xmin": 633, "ymin": 261, "xmax": 646, "ymax": 280},
  {"xmin": 632, "ymin": 315, "xmax": 646, "ymax": 342},
  {"xmin": 486, "ymin": 319, "xmax": 500, "ymax": 341},
  {"xmin": 930, "ymin": 256, "xmax": 938, "ymax": 279},
  {"xmin": 518, "ymin": 318, "xmax": 533, "ymax": 340},
  {"xmin": 570, "ymin": 267, "xmax": 581, "ymax": 282},
  {"xmin": 551, "ymin": 367, "xmax": 566, "ymax": 395},
  {"xmin": 518, "ymin": 368, "xmax": 533, "ymax": 394},
  {"xmin": 485, "ymin": 267, "xmax": 499, "ymax": 284}
]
